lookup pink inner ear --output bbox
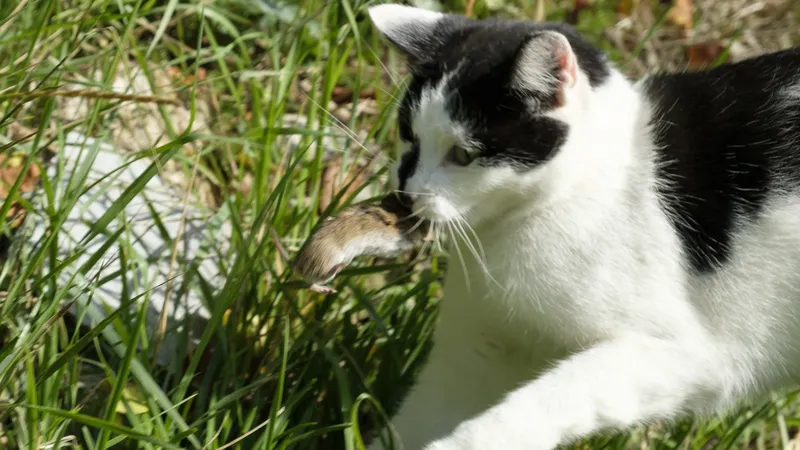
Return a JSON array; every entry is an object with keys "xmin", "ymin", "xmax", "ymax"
[{"xmin": 556, "ymin": 48, "xmax": 578, "ymax": 89}]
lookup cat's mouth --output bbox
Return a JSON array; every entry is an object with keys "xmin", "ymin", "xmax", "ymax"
[
  {"xmin": 411, "ymin": 197, "xmax": 461, "ymax": 223},
  {"xmin": 388, "ymin": 190, "xmax": 463, "ymax": 223}
]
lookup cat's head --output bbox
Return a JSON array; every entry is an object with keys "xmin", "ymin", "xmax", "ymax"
[{"xmin": 368, "ymin": 4, "xmax": 611, "ymax": 226}]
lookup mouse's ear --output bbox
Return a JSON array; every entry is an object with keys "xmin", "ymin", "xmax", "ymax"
[{"xmin": 367, "ymin": 4, "xmax": 447, "ymax": 63}]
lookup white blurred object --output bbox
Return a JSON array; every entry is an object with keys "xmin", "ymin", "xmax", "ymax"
[{"xmin": 29, "ymin": 131, "xmax": 230, "ymax": 365}]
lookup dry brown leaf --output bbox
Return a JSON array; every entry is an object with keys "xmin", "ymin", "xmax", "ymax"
[
  {"xmin": 6, "ymin": 204, "xmax": 27, "ymax": 229},
  {"xmin": 567, "ymin": 0, "xmax": 593, "ymax": 24},
  {"xmin": 534, "ymin": 0, "xmax": 547, "ymax": 21},
  {"xmin": 166, "ymin": 66, "xmax": 207, "ymax": 86},
  {"xmin": 0, "ymin": 155, "xmax": 40, "ymax": 197},
  {"xmin": 686, "ymin": 41, "xmax": 725, "ymax": 69},
  {"xmin": 331, "ymin": 86, "xmax": 376, "ymax": 105},
  {"xmin": 615, "ymin": 0, "xmax": 638, "ymax": 16},
  {"xmin": 331, "ymin": 86, "xmax": 352, "ymax": 105},
  {"xmin": 318, "ymin": 157, "xmax": 369, "ymax": 215},
  {"xmin": 465, "ymin": 0, "xmax": 477, "ymax": 17},
  {"xmin": 0, "ymin": 154, "xmax": 41, "ymax": 229},
  {"xmin": 236, "ymin": 172, "xmax": 253, "ymax": 199},
  {"xmin": 667, "ymin": 0, "xmax": 694, "ymax": 30}
]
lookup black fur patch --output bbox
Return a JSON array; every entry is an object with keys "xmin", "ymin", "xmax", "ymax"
[
  {"xmin": 408, "ymin": 17, "xmax": 610, "ymax": 89},
  {"xmin": 396, "ymin": 76, "xmax": 425, "ymax": 196},
  {"xmin": 647, "ymin": 49, "xmax": 800, "ymax": 273},
  {"xmin": 392, "ymin": 16, "xmax": 609, "ymax": 188},
  {"xmin": 397, "ymin": 141, "xmax": 419, "ymax": 194},
  {"xmin": 398, "ymin": 76, "xmax": 426, "ymax": 142}
]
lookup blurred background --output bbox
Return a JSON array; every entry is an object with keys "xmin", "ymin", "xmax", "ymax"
[{"xmin": 0, "ymin": 0, "xmax": 799, "ymax": 449}]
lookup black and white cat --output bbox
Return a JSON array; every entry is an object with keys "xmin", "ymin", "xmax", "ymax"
[{"xmin": 366, "ymin": 3, "xmax": 800, "ymax": 450}]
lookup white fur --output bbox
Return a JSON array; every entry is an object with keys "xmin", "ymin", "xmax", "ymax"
[
  {"xmin": 368, "ymin": 5, "xmax": 800, "ymax": 450},
  {"xmin": 368, "ymin": 3, "xmax": 443, "ymax": 30},
  {"xmin": 336, "ymin": 233, "xmax": 412, "ymax": 268},
  {"xmin": 368, "ymin": 4, "xmax": 443, "ymax": 56},
  {"xmin": 513, "ymin": 31, "xmax": 577, "ymax": 94}
]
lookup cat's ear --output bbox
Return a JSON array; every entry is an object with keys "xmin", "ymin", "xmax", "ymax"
[
  {"xmin": 368, "ymin": 4, "xmax": 444, "ymax": 62},
  {"xmin": 513, "ymin": 31, "xmax": 579, "ymax": 96}
]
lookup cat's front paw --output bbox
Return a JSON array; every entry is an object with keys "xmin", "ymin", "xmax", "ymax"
[
  {"xmin": 423, "ymin": 437, "xmax": 470, "ymax": 450},
  {"xmin": 421, "ymin": 421, "xmax": 497, "ymax": 450},
  {"xmin": 422, "ymin": 411, "xmax": 557, "ymax": 450}
]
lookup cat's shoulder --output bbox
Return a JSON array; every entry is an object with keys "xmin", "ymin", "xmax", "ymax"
[{"xmin": 638, "ymin": 47, "xmax": 800, "ymax": 274}]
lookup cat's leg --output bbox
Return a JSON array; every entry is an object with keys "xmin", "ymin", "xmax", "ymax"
[
  {"xmin": 368, "ymin": 330, "xmax": 531, "ymax": 450},
  {"xmin": 423, "ymin": 334, "xmax": 731, "ymax": 450}
]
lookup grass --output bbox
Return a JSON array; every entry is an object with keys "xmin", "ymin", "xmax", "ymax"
[{"xmin": 0, "ymin": 0, "xmax": 799, "ymax": 449}]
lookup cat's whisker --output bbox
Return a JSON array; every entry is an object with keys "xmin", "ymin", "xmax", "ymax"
[
  {"xmin": 405, "ymin": 206, "xmax": 431, "ymax": 220},
  {"xmin": 453, "ymin": 220, "xmax": 483, "ymax": 272},
  {"xmin": 404, "ymin": 216, "xmax": 427, "ymax": 237},
  {"xmin": 458, "ymin": 216, "xmax": 487, "ymax": 263},
  {"xmin": 304, "ymin": 93, "xmax": 361, "ymax": 140},
  {"xmin": 453, "ymin": 218, "xmax": 481, "ymax": 261},
  {"xmin": 437, "ymin": 223, "xmax": 445, "ymax": 253},
  {"xmin": 454, "ymin": 218, "xmax": 487, "ymax": 270},
  {"xmin": 393, "ymin": 189, "xmax": 436, "ymax": 198},
  {"xmin": 374, "ymin": 84, "xmax": 401, "ymax": 103},
  {"xmin": 433, "ymin": 222, "xmax": 444, "ymax": 253},
  {"xmin": 455, "ymin": 216, "xmax": 507, "ymax": 293},
  {"xmin": 411, "ymin": 230, "xmax": 434, "ymax": 266},
  {"xmin": 447, "ymin": 221, "xmax": 471, "ymax": 292},
  {"xmin": 402, "ymin": 204, "xmax": 429, "ymax": 237},
  {"xmin": 303, "ymin": 92, "xmax": 397, "ymax": 164},
  {"xmin": 331, "ymin": 120, "xmax": 397, "ymax": 164},
  {"xmin": 366, "ymin": 45, "xmax": 401, "ymax": 87}
]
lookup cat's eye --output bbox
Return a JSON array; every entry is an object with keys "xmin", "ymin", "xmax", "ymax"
[{"xmin": 447, "ymin": 145, "xmax": 475, "ymax": 166}]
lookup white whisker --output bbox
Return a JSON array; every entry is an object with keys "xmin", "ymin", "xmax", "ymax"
[
  {"xmin": 457, "ymin": 216, "xmax": 487, "ymax": 263},
  {"xmin": 411, "ymin": 232, "xmax": 434, "ymax": 266},
  {"xmin": 405, "ymin": 216, "xmax": 428, "ymax": 237},
  {"xmin": 394, "ymin": 189, "xmax": 436, "ymax": 197},
  {"xmin": 453, "ymin": 218, "xmax": 481, "ymax": 264},
  {"xmin": 366, "ymin": 45, "xmax": 401, "ymax": 87},
  {"xmin": 303, "ymin": 92, "xmax": 397, "ymax": 164},
  {"xmin": 406, "ymin": 206, "xmax": 430, "ymax": 220},
  {"xmin": 454, "ymin": 216, "xmax": 506, "ymax": 293},
  {"xmin": 447, "ymin": 221, "xmax": 471, "ymax": 292},
  {"xmin": 373, "ymin": 84, "xmax": 401, "ymax": 103},
  {"xmin": 434, "ymin": 222, "xmax": 443, "ymax": 253}
]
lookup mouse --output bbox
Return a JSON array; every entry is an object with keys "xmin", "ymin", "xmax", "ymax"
[{"xmin": 272, "ymin": 194, "xmax": 430, "ymax": 293}]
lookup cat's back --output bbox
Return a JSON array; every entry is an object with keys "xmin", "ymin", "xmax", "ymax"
[
  {"xmin": 638, "ymin": 49, "xmax": 800, "ymax": 275},
  {"xmin": 634, "ymin": 49, "xmax": 800, "ymax": 374}
]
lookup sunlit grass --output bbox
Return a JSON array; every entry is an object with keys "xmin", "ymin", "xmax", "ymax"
[{"xmin": 0, "ymin": 0, "xmax": 798, "ymax": 449}]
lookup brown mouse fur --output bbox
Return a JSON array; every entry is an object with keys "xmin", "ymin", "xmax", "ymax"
[{"xmin": 288, "ymin": 194, "xmax": 430, "ymax": 292}]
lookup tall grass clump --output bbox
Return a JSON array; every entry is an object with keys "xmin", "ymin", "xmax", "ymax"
[{"xmin": 0, "ymin": 0, "xmax": 799, "ymax": 449}]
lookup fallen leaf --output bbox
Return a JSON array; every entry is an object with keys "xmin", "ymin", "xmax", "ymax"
[
  {"xmin": 567, "ymin": 0, "xmax": 593, "ymax": 24},
  {"xmin": 167, "ymin": 66, "xmax": 207, "ymax": 86},
  {"xmin": 534, "ymin": 0, "xmax": 546, "ymax": 21},
  {"xmin": 331, "ymin": 86, "xmax": 352, "ymax": 104},
  {"xmin": 6, "ymin": 205, "xmax": 26, "ymax": 229},
  {"xmin": 0, "ymin": 154, "xmax": 41, "ymax": 229},
  {"xmin": 667, "ymin": 0, "xmax": 693, "ymax": 30},
  {"xmin": 686, "ymin": 41, "xmax": 725, "ymax": 69},
  {"xmin": 331, "ymin": 86, "xmax": 376, "ymax": 104},
  {"xmin": 318, "ymin": 157, "xmax": 369, "ymax": 215},
  {"xmin": 465, "ymin": 0, "xmax": 477, "ymax": 17},
  {"xmin": 236, "ymin": 172, "xmax": 253, "ymax": 198},
  {"xmin": 115, "ymin": 384, "xmax": 150, "ymax": 415},
  {"xmin": 615, "ymin": 0, "xmax": 639, "ymax": 16}
]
